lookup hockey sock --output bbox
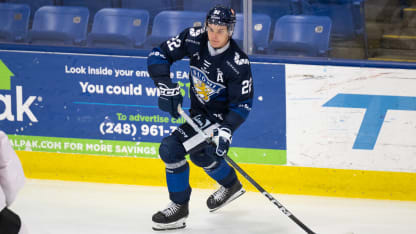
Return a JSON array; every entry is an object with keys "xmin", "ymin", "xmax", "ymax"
[
  {"xmin": 0, "ymin": 207, "xmax": 21, "ymax": 234},
  {"xmin": 205, "ymin": 158, "xmax": 237, "ymax": 188},
  {"xmin": 166, "ymin": 161, "xmax": 191, "ymax": 204}
]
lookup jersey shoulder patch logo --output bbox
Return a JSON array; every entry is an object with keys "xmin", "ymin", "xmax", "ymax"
[
  {"xmin": 189, "ymin": 27, "xmax": 205, "ymax": 37},
  {"xmin": 234, "ymin": 52, "xmax": 250, "ymax": 65},
  {"xmin": 190, "ymin": 66, "xmax": 225, "ymax": 103}
]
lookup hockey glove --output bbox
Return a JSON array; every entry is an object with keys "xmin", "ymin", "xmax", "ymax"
[
  {"xmin": 157, "ymin": 83, "xmax": 183, "ymax": 119},
  {"xmin": 212, "ymin": 127, "xmax": 232, "ymax": 157}
]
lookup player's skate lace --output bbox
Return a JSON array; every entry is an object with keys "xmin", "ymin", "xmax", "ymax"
[
  {"xmin": 161, "ymin": 202, "xmax": 181, "ymax": 217},
  {"xmin": 212, "ymin": 186, "xmax": 228, "ymax": 202}
]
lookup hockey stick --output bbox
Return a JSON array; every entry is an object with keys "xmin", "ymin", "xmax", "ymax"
[{"xmin": 177, "ymin": 105, "xmax": 316, "ymax": 234}]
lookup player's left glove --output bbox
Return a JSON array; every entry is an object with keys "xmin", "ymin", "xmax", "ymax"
[
  {"xmin": 157, "ymin": 82, "xmax": 183, "ymax": 119},
  {"xmin": 212, "ymin": 127, "xmax": 232, "ymax": 157}
]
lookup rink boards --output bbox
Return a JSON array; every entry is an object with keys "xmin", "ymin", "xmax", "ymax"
[{"xmin": 0, "ymin": 50, "xmax": 415, "ymax": 201}]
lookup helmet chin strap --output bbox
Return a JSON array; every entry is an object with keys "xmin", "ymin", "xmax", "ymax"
[{"xmin": 207, "ymin": 40, "xmax": 230, "ymax": 56}]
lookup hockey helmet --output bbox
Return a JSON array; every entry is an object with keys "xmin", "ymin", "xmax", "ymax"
[{"xmin": 205, "ymin": 5, "xmax": 236, "ymax": 36}]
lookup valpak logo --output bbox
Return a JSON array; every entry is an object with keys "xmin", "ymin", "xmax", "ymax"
[{"xmin": 0, "ymin": 60, "xmax": 39, "ymax": 122}]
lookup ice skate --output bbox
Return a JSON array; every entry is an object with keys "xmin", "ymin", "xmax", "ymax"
[
  {"xmin": 152, "ymin": 202, "xmax": 189, "ymax": 231},
  {"xmin": 207, "ymin": 181, "xmax": 245, "ymax": 212}
]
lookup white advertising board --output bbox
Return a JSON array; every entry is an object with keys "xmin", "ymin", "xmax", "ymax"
[{"xmin": 286, "ymin": 64, "xmax": 416, "ymax": 172}]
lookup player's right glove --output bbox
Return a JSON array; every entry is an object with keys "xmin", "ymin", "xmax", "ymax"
[
  {"xmin": 212, "ymin": 127, "xmax": 232, "ymax": 157},
  {"xmin": 157, "ymin": 82, "xmax": 183, "ymax": 119}
]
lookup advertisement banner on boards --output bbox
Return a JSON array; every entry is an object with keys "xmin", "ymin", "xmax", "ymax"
[
  {"xmin": 285, "ymin": 64, "xmax": 416, "ymax": 172},
  {"xmin": 0, "ymin": 51, "xmax": 286, "ymax": 165}
]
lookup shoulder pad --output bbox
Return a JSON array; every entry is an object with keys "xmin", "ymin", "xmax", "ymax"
[
  {"xmin": 188, "ymin": 26, "xmax": 206, "ymax": 38},
  {"xmin": 227, "ymin": 40, "xmax": 250, "ymax": 66},
  {"xmin": 232, "ymin": 51, "xmax": 250, "ymax": 66},
  {"xmin": 183, "ymin": 26, "xmax": 206, "ymax": 47}
]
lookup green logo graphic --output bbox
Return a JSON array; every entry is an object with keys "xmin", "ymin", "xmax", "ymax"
[
  {"xmin": 0, "ymin": 59, "xmax": 14, "ymax": 90},
  {"xmin": 178, "ymin": 81, "xmax": 191, "ymax": 97}
]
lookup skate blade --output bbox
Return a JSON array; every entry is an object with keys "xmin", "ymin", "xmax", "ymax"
[
  {"xmin": 209, "ymin": 188, "xmax": 246, "ymax": 212},
  {"xmin": 152, "ymin": 217, "xmax": 187, "ymax": 231}
]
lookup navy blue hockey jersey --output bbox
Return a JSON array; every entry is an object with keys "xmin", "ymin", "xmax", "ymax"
[{"xmin": 147, "ymin": 26, "xmax": 253, "ymax": 133}]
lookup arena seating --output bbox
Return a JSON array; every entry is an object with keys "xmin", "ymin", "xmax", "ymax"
[
  {"xmin": 0, "ymin": 0, "xmax": 382, "ymax": 61},
  {"xmin": 298, "ymin": 0, "xmax": 368, "ymax": 58},
  {"xmin": 120, "ymin": 0, "xmax": 177, "ymax": 24},
  {"xmin": 59, "ymin": 0, "xmax": 115, "ymax": 17},
  {"xmin": 144, "ymin": 10, "xmax": 205, "ymax": 48},
  {"xmin": 268, "ymin": 15, "xmax": 332, "ymax": 57},
  {"xmin": 5, "ymin": 0, "xmax": 54, "ymax": 18},
  {"xmin": 233, "ymin": 13, "xmax": 272, "ymax": 53},
  {"xmin": 0, "ymin": 3, "xmax": 30, "ymax": 42},
  {"xmin": 182, "ymin": 0, "xmax": 242, "ymax": 12},
  {"xmin": 298, "ymin": 0, "xmax": 365, "ymax": 40},
  {"xmin": 28, "ymin": 6, "xmax": 89, "ymax": 46},
  {"xmin": 87, "ymin": 8, "xmax": 149, "ymax": 48}
]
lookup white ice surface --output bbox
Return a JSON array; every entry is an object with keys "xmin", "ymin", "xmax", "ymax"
[{"xmin": 9, "ymin": 179, "xmax": 416, "ymax": 234}]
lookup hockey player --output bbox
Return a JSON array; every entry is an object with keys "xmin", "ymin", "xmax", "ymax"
[
  {"xmin": 0, "ymin": 131, "xmax": 28, "ymax": 234},
  {"xmin": 147, "ymin": 5, "xmax": 253, "ymax": 231}
]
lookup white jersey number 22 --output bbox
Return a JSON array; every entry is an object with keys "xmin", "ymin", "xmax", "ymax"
[
  {"xmin": 242, "ymin": 77, "xmax": 253, "ymax": 95},
  {"xmin": 167, "ymin": 36, "xmax": 181, "ymax": 51}
]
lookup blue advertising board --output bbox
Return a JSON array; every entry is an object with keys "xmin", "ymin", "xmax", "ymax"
[{"xmin": 0, "ymin": 51, "xmax": 286, "ymax": 164}]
